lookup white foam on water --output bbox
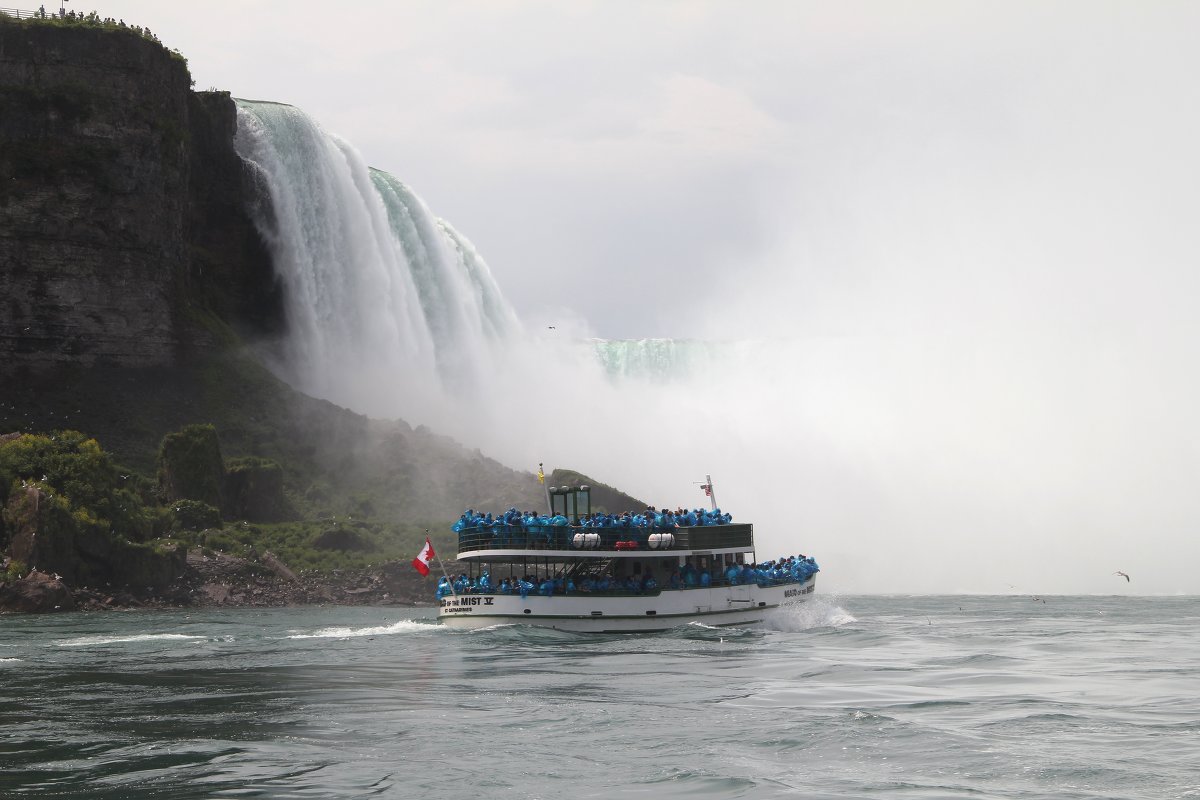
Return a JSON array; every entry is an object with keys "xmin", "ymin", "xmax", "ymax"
[
  {"xmin": 686, "ymin": 620, "xmax": 723, "ymax": 631},
  {"xmin": 55, "ymin": 633, "xmax": 207, "ymax": 648},
  {"xmin": 462, "ymin": 623, "xmax": 517, "ymax": 633},
  {"xmin": 0, "ymin": 657, "xmax": 23, "ymax": 663},
  {"xmin": 763, "ymin": 597, "xmax": 857, "ymax": 632},
  {"xmin": 287, "ymin": 619, "xmax": 434, "ymax": 639}
]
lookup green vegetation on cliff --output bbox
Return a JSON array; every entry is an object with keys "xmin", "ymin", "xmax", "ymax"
[
  {"xmin": 0, "ymin": 431, "xmax": 183, "ymax": 588},
  {"xmin": 0, "ymin": 9, "xmax": 189, "ymax": 69},
  {"xmin": 0, "ymin": 430, "xmax": 156, "ymax": 542}
]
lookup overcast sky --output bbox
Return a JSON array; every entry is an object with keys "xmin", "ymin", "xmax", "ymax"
[{"xmin": 83, "ymin": 1, "xmax": 1200, "ymax": 593}]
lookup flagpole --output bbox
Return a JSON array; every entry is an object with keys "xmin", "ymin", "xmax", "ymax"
[
  {"xmin": 706, "ymin": 473, "xmax": 717, "ymax": 511},
  {"xmin": 429, "ymin": 529, "xmax": 458, "ymax": 597}
]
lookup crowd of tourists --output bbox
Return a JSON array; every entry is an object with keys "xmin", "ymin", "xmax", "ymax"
[
  {"xmin": 28, "ymin": 7, "xmax": 162, "ymax": 43},
  {"xmin": 434, "ymin": 554, "xmax": 819, "ymax": 599},
  {"xmin": 451, "ymin": 506, "xmax": 735, "ymax": 534}
]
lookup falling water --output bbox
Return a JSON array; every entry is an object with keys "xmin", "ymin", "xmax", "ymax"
[{"xmin": 234, "ymin": 100, "xmax": 522, "ymax": 423}]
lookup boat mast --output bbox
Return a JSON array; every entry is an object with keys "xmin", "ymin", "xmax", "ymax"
[{"xmin": 705, "ymin": 473, "xmax": 717, "ymax": 511}]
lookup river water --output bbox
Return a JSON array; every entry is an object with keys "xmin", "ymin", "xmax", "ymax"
[{"xmin": 1, "ymin": 595, "xmax": 1196, "ymax": 799}]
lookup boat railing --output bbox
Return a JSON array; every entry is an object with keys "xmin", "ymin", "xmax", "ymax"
[{"xmin": 455, "ymin": 522, "xmax": 754, "ymax": 554}]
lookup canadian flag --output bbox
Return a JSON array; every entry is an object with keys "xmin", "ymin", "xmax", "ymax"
[
  {"xmin": 701, "ymin": 484, "xmax": 711, "ymax": 497},
  {"xmin": 412, "ymin": 538, "xmax": 435, "ymax": 576}
]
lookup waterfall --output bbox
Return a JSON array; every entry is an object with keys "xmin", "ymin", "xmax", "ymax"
[
  {"xmin": 233, "ymin": 99, "xmax": 714, "ymax": 422},
  {"xmin": 234, "ymin": 100, "xmax": 521, "ymax": 421},
  {"xmin": 592, "ymin": 338, "xmax": 731, "ymax": 381}
]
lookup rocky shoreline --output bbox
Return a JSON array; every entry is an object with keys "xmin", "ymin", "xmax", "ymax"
[{"xmin": 0, "ymin": 549, "xmax": 444, "ymax": 613}]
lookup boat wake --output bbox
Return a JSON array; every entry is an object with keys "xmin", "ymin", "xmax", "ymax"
[
  {"xmin": 641, "ymin": 621, "xmax": 762, "ymax": 642},
  {"xmin": 287, "ymin": 619, "xmax": 437, "ymax": 639},
  {"xmin": 55, "ymin": 633, "xmax": 207, "ymax": 648},
  {"xmin": 762, "ymin": 597, "xmax": 856, "ymax": 632}
]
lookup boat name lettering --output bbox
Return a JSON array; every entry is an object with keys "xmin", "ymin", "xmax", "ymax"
[{"xmin": 441, "ymin": 596, "xmax": 494, "ymax": 608}]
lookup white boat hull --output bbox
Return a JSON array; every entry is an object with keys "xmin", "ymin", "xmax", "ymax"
[{"xmin": 438, "ymin": 578, "xmax": 816, "ymax": 632}]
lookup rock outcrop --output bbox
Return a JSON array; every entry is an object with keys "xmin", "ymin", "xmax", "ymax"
[
  {"xmin": 3, "ymin": 482, "xmax": 186, "ymax": 591},
  {"xmin": 0, "ymin": 569, "xmax": 76, "ymax": 612}
]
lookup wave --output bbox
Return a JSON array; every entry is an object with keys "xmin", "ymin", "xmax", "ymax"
[
  {"xmin": 286, "ymin": 619, "xmax": 437, "ymax": 639},
  {"xmin": 762, "ymin": 597, "xmax": 857, "ymax": 632},
  {"xmin": 55, "ymin": 633, "xmax": 207, "ymax": 648}
]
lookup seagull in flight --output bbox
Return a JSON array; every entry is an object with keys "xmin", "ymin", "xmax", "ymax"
[{"xmin": 1114, "ymin": 571, "xmax": 1131, "ymax": 582}]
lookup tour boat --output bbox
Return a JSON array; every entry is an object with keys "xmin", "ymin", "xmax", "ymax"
[{"xmin": 435, "ymin": 481, "xmax": 818, "ymax": 633}]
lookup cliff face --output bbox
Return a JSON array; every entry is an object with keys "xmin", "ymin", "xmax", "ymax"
[{"xmin": 0, "ymin": 18, "xmax": 279, "ymax": 373}]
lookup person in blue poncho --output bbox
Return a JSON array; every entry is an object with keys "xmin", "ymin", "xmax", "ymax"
[
  {"xmin": 436, "ymin": 577, "xmax": 452, "ymax": 599},
  {"xmin": 517, "ymin": 578, "xmax": 533, "ymax": 599},
  {"xmin": 700, "ymin": 570, "xmax": 712, "ymax": 587}
]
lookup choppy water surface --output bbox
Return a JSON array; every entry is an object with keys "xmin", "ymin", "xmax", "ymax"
[{"xmin": 1, "ymin": 596, "xmax": 1197, "ymax": 799}]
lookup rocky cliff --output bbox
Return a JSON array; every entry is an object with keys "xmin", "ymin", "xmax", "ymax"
[{"xmin": 0, "ymin": 16, "xmax": 279, "ymax": 374}]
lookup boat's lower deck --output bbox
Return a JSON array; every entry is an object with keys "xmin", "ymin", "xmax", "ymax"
[{"xmin": 437, "ymin": 577, "xmax": 816, "ymax": 632}]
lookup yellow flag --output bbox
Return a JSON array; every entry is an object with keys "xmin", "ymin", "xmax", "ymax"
[{"xmin": 537, "ymin": 465, "xmax": 545, "ymax": 484}]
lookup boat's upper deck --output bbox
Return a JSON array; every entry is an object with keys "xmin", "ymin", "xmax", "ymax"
[{"xmin": 455, "ymin": 522, "xmax": 754, "ymax": 559}]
